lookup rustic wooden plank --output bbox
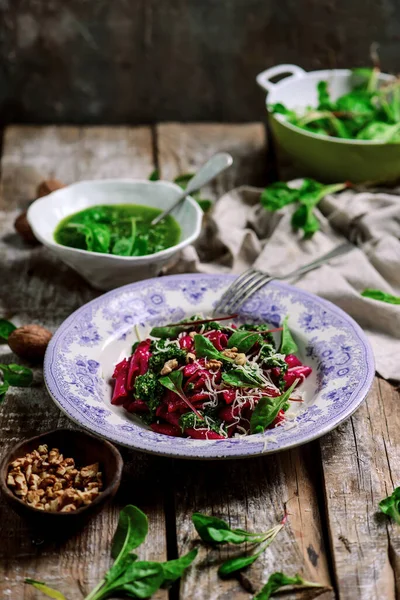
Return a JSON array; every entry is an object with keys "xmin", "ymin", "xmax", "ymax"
[
  {"xmin": 0, "ymin": 125, "xmax": 168, "ymax": 600},
  {"xmin": 157, "ymin": 122, "xmax": 268, "ymax": 196},
  {"xmin": 0, "ymin": 1, "xmax": 395, "ymax": 124},
  {"xmin": 157, "ymin": 122, "xmax": 334, "ymax": 600},
  {"xmin": 320, "ymin": 378, "xmax": 400, "ymax": 600}
]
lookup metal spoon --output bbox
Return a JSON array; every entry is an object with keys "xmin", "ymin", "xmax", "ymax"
[{"xmin": 150, "ymin": 152, "xmax": 233, "ymax": 226}]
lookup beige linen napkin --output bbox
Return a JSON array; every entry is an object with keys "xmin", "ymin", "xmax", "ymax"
[{"xmin": 166, "ymin": 185, "xmax": 400, "ymax": 381}]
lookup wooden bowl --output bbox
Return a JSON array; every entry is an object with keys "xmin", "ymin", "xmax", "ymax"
[{"xmin": 0, "ymin": 429, "xmax": 123, "ymax": 527}]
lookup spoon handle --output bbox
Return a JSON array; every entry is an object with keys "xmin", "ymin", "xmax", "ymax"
[{"xmin": 150, "ymin": 152, "xmax": 233, "ymax": 226}]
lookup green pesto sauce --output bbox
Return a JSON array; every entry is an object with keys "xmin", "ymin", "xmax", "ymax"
[{"xmin": 54, "ymin": 204, "xmax": 181, "ymax": 257}]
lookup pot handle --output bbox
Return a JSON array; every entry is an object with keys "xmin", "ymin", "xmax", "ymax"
[{"xmin": 256, "ymin": 64, "xmax": 306, "ymax": 93}]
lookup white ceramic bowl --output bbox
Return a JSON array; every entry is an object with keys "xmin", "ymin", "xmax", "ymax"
[
  {"xmin": 256, "ymin": 64, "xmax": 399, "ymax": 182},
  {"xmin": 27, "ymin": 179, "xmax": 203, "ymax": 290}
]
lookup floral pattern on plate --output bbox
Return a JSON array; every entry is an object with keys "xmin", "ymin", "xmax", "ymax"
[{"xmin": 44, "ymin": 274, "xmax": 374, "ymax": 459}]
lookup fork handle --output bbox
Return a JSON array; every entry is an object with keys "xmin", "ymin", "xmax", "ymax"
[{"xmin": 277, "ymin": 242, "xmax": 354, "ymax": 281}]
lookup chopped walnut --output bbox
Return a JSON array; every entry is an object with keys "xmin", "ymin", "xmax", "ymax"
[
  {"xmin": 188, "ymin": 331, "xmax": 196, "ymax": 339},
  {"xmin": 160, "ymin": 358, "xmax": 179, "ymax": 376},
  {"xmin": 205, "ymin": 359, "xmax": 222, "ymax": 370},
  {"xmin": 222, "ymin": 348, "xmax": 238, "ymax": 359},
  {"xmin": 6, "ymin": 444, "xmax": 103, "ymax": 513},
  {"xmin": 186, "ymin": 352, "xmax": 196, "ymax": 363},
  {"xmin": 234, "ymin": 353, "xmax": 247, "ymax": 366}
]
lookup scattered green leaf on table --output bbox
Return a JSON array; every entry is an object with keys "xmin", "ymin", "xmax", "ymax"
[
  {"xmin": 25, "ymin": 579, "xmax": 67, "ymax": 600},
  {"xmin": 250, "ymin": 381, "xmax": 297, "ymax": 434},
  {"xmin": 162, "ymin": 548, "xmax": 198, "ymax": 585},
  {"xmin": 0, "ymin": 364, "xmax": 33, "ymax": 387},
  {"xmin": 253, "ymin": 572, "xmax": 325, "ymax": 600},
  {"xmin": 379, "ymin": 487, "xmax": 400, "ymax": 524},
  {"xmin": 149, "ymin": 169, "xmax": 160, "ymax": 181},
  {"xmin": 111, "ymin": 505, "xmax": 149, "ymax": 560},
  {"xmin": 104, "ymin": 561, "xmax": 165, "ymax": 599},
  {"xmin": 0, "ymin": 318, "xmax": 16, "ymax": 341},
  {"xmin": 0, "ymin": 381, "xmax": 10, "ymax": 402},
  {"xmin": 361, "ymin": 289, "xmax": 400, "ymax": 305},
  {"xmin": 218, "ymin": 553, "xmax": 261, "ymax": 576}
]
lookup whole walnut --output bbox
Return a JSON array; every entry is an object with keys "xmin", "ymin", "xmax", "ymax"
[
  {"xmin": 14, "ymin": 212, "xmax": 38, "ymax": 244},
  {"xmin": 36, "ymin": 179, "xmax": 65, "ymax": 198},
  {"xmin": 8, "ymin": 325, "xmax": 53, "ymax": 362}
]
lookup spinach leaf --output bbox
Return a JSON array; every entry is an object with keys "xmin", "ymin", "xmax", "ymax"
[
  {"xmin": 227, "ymin": 330, "xmax": 261, "ymax": 353},
  {"xmin": 91, "ymin": 224, "xmax": 111, "ymax": 254},
  {"xmin": 150, "ymin": 325, "xmax": 186, "ymax": 339},
  {"xmin": 106, "ymin": 561, "xmax": 165, "ymax": 598},
  {"xmin": 317, "ymin": 80, "xmax": 333, "ymax": 110},
  {"xmin": 0, "ymin": 364, "xmax": 33, "ymax": 387},
  {"xmin": 218, "ymin": 553, "xmax": 261, "ymax": 576},
  {"xmin": 379, "ymin": 487, "xmax": 400, "ymax": 524},
  {"xmin": 192, "ymin": 513, "xmax": 269, "ymax": 545},
  {"xmin": 111, "ymin": 218, "xmax": 136, "ymax": 256},
  {"xmin": 253, "ymin": 572, "xmax": 325, "ymax": 600},
  {"xmin": 250, "ymin": 381, "xmax": 297, "ymax": 434},
  {"xmin": 111, "ymin": 505, "xmax": 149, "ymax": 560},
  {"xmin": 160, "ymin": 370, "xmax": 203, "ymax": 418},
  {"xmin": 0, "ymin": 319, "xmax": 16, "ymax": 341},
  {"xmin": 361, "ymin": 289, "xmax": 400, "ymax": 304},
  {"xmin": 279, "ymin": 316, "xmax": 298, "ymax": 355},
  {"xmin": 64, "ymin": 222, "xmax": 94, "ymax": 251},
  {"xmin": 24, "ymin": 579, "xmax": 67, "ymax": 599},
  {"xmin": 149, "ymin": 169, "xmax": 160, "ymax": 181},
  {"xmin": 161, "ymin": 549, "xmax": 198, "ymax": 585},
  {"xmin": 193, "ymin": 334, "xmax": 234, "ymax": 363},
  {"xmin": 197, "ymin": 199, "xmax": 213, "ymax": 212},
  {"xmin": 269, "ymin": 103, "xmax": 298, "ymax": 121},
  {"xmin": 0, "ymin": 381, "xmax": 9, "ymax": 402},
  {"xmin": 260, "ymin": 182, "xmax": 299, "ymax": 211},
  {"xmin": 222, "ymin": 369, "xmax": 263, "ymax": 388}
]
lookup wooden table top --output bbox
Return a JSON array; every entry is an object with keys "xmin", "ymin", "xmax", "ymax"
[{"xmin": 0, "ymin": 124, "xmax": 399, "ymax": 600}]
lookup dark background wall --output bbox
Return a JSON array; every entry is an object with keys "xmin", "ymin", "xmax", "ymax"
[{"xmin": 0, "ymin": 0, "xmax": 399, "ymax": 125}]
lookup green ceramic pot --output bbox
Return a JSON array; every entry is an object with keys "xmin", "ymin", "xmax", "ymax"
[{"xmin": 256, "ymin": 64, "xmax": 400, "ymax": 183}]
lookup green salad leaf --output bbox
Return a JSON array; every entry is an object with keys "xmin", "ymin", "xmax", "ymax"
[
  {"xmin": 362, "ymin": 289, "xmax": 400, "ymax": 304},
  {"xmin": 148, "ymin": 169, "xmax": 160, "ymax": 181},
  {"xmin": 0, "ymin": 364, "xmax": 33, "ymax": 387},
  {"xmin": 227, "ymin": 330, "xmax": 261, "ymax": 353},
  {"xmin": 221, "ymin": 368, "xmax": 264, "ymax": 388},
  {"xmin": 279, "ymin": 315, "xmax": 298, "ymax": 355},
  {"xmin": 0, "ymin": 381, "xmax": 10, "ymax": 402},
  {"xmin": 379, "ymin": 487, "xmax": 400, "ymax": 524},
  {"xmin": 161, "ymin": 549, "xmax": 198, "ymax": 586},
  {"xmin": 250, "ymin": 381, "xmax": 297, "ymax": 434},
  {"xmin": 253, "ymin": 572, "xmax": 325, "ymax": 600},
  {"xmin": 0, "ymin": 318, "xmax": 16, "ymax": 341}
]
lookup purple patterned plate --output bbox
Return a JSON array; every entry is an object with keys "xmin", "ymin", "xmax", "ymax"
[{"xmin": 44, "ymin": 274, "xmax": 374, "ymax": 459}]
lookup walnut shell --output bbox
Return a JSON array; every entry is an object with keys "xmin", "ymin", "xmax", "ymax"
[
  {"xmin": 14, "ymin": 211, "xmax": 38, "ymax": 244},
  {"xmin": 8, "ymin": 325, "xmax": 53, "ymax": 362},
  {"xmin": 36, "ymin": 179, "xmax": 65, "ymax": 198}
]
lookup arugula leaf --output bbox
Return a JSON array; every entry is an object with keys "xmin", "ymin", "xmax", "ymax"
[
  {"xmin": 250, "ymin": 381, "xmax": 297, "ymax": 434},
  {"xmin": 24, "ymin": 579, "xmax": 67, "ymax": 599},
  {"xmin": 227, "ymin": 330, "xmax": 261, "ymax": 353},
  {"xmin": 149, "ymin": 169, "xmax": 160, "ymax": 181},
  {"xmin": 0, "ymin": 364, "xmax": 33, "ymax": 387},
  {"xmin": 111, "ymin": 505, "xmax": 148, "ymax": 560},
  {"xmin": 150, "ymin": 325, "xmax": 186, "ymax": 339},
  {"xmin": 159, "ymin": 370, "xmax": 203, "ymax": 418},
  {"xmin": 0, "ymin": 380, "xmax": 9, "ymax": 402},
  {"xmin": 161, "ymin": 548, "xmax": 198, "ymax": 585},
  {"xmin": 0, "ymin": 318, "xmax": 16, "ymax": 341},
  {"xmin": 253, "ymin": 572, "xmax": 325, "ymax": 600},
  {"xmin": 279, "ymin": 316, "xmax": 298, "ymax": 355},
  {"xmin": 379, "ymin": 487, "xmax": 400, "ymax": 524},
  {"xmin": 222, "ymin": 368, "xmax": 264, "ymax": 388},
  {"xmin": 361, "ymin": 288, "xmax": 400, "ymax": 304}
]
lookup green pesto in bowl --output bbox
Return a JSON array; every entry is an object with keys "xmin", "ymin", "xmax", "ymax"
[{"xmin": 54, "ymin": 204, "xmax": 181, "ymax": 256}]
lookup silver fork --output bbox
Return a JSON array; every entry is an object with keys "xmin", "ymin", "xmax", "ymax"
[{"xmin": 213, "ymin": 242, "xmax": 354, "ymax": 315}]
